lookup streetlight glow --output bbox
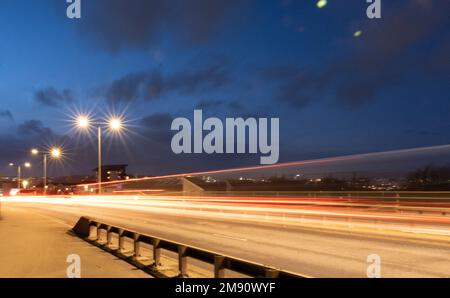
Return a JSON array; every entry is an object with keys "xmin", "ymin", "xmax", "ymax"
[
  {"xmin": 109, "ymin": 117, "xmax": 123, "ymax": 131},
  {"xmin": 50, "ymin": 148, "xmax": 62, "ymax": 159},
  {"xmin": 31, "ymin": 148, "xmax": 39, "ymax": 155},
  {"xmin": 24, "ymin": 162, "xmax": 31, "ymax": 168},
  {"xmin": 77, "ymin": 115, "xmax": 90, "ymax": 129}
]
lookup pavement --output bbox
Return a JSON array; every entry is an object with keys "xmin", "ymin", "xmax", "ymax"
[{"xmin": 0, "ymin": 204, "xmax": 149, "ymax": 278}]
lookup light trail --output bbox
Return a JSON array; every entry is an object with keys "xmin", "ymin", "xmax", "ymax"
[
  {"xmin": 3, "ymin": 195, "xmax": 450, "ymax": 236},
  {"xmin": 77, "ymin": 143, "xmax": 450, "ymax": 188}
]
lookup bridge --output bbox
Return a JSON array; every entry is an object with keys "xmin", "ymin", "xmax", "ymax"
[{"xmin": 1, "ymin": 191, "xmax": 450, "ymax": 278}]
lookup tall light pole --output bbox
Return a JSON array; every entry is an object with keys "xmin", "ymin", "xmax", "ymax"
[
  {"xmin": 98, "ymin": 126, "xmax": 102, "ymax": 194},
  {"xmin": 31, "ymin": 147, "xmax": 62, "ymax": 195},
  {"xmin": 75, "ymin": 115, "xmax": 124, "ymax": 194}
]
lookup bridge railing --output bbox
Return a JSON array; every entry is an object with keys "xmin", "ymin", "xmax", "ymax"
[{"xmin": 72, "ymin": 216, "xmax": 306, "ymax": 278}]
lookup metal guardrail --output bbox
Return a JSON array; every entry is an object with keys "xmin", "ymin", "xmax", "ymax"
[{"xmin": 72, "ymin": 217, "xmax": 306, "ymax": 278}]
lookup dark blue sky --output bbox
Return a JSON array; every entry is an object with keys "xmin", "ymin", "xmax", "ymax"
[{"xmin": 0, "ymin": 0, "xmax": 449, "ymax": 177}]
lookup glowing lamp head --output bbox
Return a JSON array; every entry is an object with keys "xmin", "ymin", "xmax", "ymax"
[
  {"xmin": 31, "ymin": 148, "xmax": 39, "ymax": 155},
  {"xmin": 24, "ymin": 162, "xmax": 31, "ymax": 168},
  {"xmin": 77, "ymin": 116, "xmax": 90, "ymax": 129},
  {"xmin": 109, "ymin": 118, "xmax": 123, "ymax": 131},
  {"xmin": 50, "ymin": 148, "xmax": 62, "ymax": 159},
  {"xmin": 9, "ymin": 163, "xmax": 14, "ymax": 167}
]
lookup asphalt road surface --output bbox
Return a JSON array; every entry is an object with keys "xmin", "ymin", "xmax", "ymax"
[{"xmin": 2, "ymin": 196, "xmax": 450, "ymax": 278}]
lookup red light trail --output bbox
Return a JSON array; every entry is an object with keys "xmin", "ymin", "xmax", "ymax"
[{"xmin": 77, "ymin": 144, "xmax": 450, "ymax": 188}]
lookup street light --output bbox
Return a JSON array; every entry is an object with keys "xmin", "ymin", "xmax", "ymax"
[
  {"xmin": 51, "ymin": 148, "xmax": 62, "ymax": 159},
  {"xmin": 9, "ymin": 162, "xmax": 31, "ymax": 190},
  {"xmin": 77, "ymin": 116, "xmax": 90, "ymax": 129},
  {"xmin": 31, "ymin": 147, "xmax": 63, "ymax": 195},
  {"xmin": 109, "ymin": 118, "xmax": 123, "ymax": 131},
  {"xmin": 75, "ymin": 115, "xmax": 125, "ymax": 194}
]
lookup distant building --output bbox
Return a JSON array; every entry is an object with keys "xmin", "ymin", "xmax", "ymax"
[{"xmin": 93, "ymin": 165, "xmax": 128, "ymax": 182}]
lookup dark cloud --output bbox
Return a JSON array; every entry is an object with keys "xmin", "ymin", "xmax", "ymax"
[
  {"xmin": 196, "ymin": 99, "xmax": 244, "ymax": 113},
  {"xmin": 166, "ymin": 60, "xmax": 229, "ymax": 94},
  {"xmin": 0, "ymin": 110, "xmax": 14, "ymax": 121},
  {"xmin": 138, "ymin": 113, "xmax": 174, "ymax": 147},
  {"xmin": 17, "ymin": 120, "xmax": 53, "ymax": 136},
  {"xmin": 265, "ymin": 0, "xmax": 450, "ymax": 108},
  {"xmin": 262, "ymin": 66, "xmax": 324, "ymax": 108},
  {"xmin": 104, "ymin": 60, "xmax": 229, "ymax": 104},
  {"xmin": 141, "ymin": 113, "xmax": 173, "ymax": 130},
  {"xmin": 34, "ymin": 87, "xmax": 74, "ymax": 107},
  {"xmin": 79, "ymin": 0, "xmax": 245, "ymax": 53},
  {"xmin": 105, "ymin": 71, "xmax": 163, "ymax": 104}
]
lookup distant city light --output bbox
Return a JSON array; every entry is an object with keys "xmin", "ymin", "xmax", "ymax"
[
  {"xmin": 354, "ymin": 30, "xmax": 362, "ymax": 38},
  {"xmin": 22, "ymin": 180, "xmax": 29, "ymax": 189},
  {"xmin": 317, "ymin": 0, "xmax": 327, "ymax": 9}
]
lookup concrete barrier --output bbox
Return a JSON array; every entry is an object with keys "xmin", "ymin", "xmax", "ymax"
[
  {"xmin": 72, "ymin": 216, "xmax": 91, "ymax": 238},
  {"xmin": 72, "ymin": 216, "xmax": 307, "ymax": 278}
]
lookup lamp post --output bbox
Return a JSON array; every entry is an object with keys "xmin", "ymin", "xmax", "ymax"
[
  {"xmin": 31, "ymin": 147, "xmax": 62, "ymax": 195},
  {"xmin": 9, "ymin": 162, "xmax": 31, "ymax": 190},
  {"xmin": 75, "ymin": 115, "xmax": 124, "ymax": 194}
]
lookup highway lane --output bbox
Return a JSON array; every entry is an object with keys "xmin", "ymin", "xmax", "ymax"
[{"xmin": 2, "ymin": 196, "xmax": 450, "ymax": 277}]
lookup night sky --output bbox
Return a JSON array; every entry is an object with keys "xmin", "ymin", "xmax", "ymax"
[{"xmin": 0, "ymin": 0, "xmax": 449, "ymax": 177}]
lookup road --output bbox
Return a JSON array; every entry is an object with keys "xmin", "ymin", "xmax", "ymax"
[{"xmin": 2, "ymin": 195, "xmax": 450, "ymax": 277}]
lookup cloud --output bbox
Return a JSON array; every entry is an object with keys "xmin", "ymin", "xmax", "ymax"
[
  {"xmin": 265, "ymin": 0, "xmax": 450, "ymax": 108},
  {"xmin": 34, "ymin": 87, "xmax": 74, "ymax": 107},
  {"xmin": 140, "ymin": 113, "xmax": 173, "ymax": 131},
  {"xmin": 261, "ymin": 65, "xmax": 324, "ymax": 108},
  {"xmin": 0, "ymin": 110, "xmax": 14, "ymax": 121},
  {"xmin": 195, "ymin": 99, "xmax": 244, "ymax": 113},
  {"xmin": 78, "ymin": 0, "xmax": 244, "ymax": 53},
  {"xmin": 17, "ymin": 120, "xmax": 53, "ymax": 136},
  {"xmin": 166, "ymin": 60, "xmax": 229, "ymax": 94},
  {"xmin": 105, "ymin": 71, "xmax": 163, "ymax": 104},
  {"xmin": 104, "ymin": 59, "xmax": 230, "ymax": 104}
]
